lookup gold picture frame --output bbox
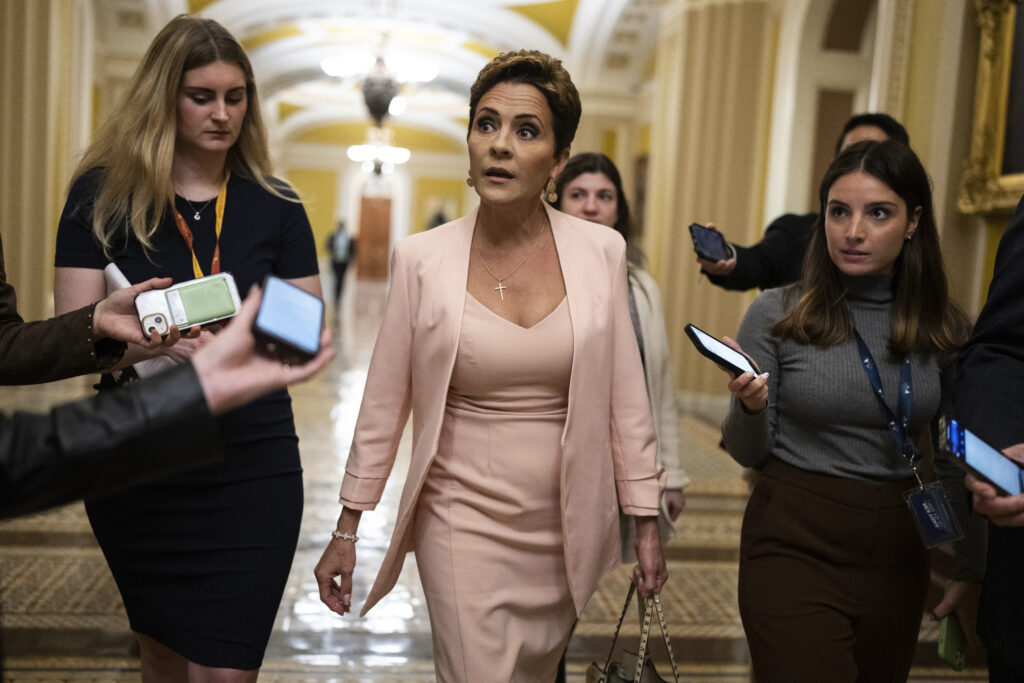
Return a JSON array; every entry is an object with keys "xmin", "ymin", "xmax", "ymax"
[{"xmin": 959, "ymin": 0, "xmax": 1024, "ymax": 213}]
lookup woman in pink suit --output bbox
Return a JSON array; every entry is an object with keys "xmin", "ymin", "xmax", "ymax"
[{"xmin": 314, "ymin": 49, "xmax": 667, "ymax": 682}]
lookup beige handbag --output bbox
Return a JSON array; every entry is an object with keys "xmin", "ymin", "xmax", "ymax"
[{"xmin": 586, "ymin": 583, "xmax": 680, "ymax": 683}]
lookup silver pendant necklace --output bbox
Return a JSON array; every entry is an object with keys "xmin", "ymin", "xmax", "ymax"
[{"xmin": 183, "ymin": 196, "xmax": 214, "ymax": 221}]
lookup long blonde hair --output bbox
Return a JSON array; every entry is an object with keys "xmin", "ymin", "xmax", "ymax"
[{"xmin": 71, "ymin": 14, "xmax": 292, "ymax": 256}]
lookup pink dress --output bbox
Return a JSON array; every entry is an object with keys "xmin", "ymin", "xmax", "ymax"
[{"xmin": 413, "ymin": 293, "xmax": 576, "ymax": 682}]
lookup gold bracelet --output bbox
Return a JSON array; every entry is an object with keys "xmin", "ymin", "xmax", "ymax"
[{"xmin": 331, "ymin": 530, "xmax": 358, "ymax": 543}]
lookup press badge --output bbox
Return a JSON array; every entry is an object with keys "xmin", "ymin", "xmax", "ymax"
[{"xmin": 905, "ymin": 481, "xmax": 963, "ymax": 548}]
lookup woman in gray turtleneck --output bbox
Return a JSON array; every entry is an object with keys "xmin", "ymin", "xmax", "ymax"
[{"xmin": 719, "ymin": 140, "xmax": 978, "ymax": 681}]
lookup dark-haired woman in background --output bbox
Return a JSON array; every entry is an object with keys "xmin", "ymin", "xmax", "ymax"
[
  {"xmin": 554, "ymin": 152, "xmax": 688, "ymax": 539},
  {"xmin": 315, "ymin": 51, "xmax": 666, "ymax": 681},
  {"xmin": 719, "ymin": 139, "xmax": 981, "ymax": 681},
  {"xmin": 552, "ymin": 152, "xmax": 688, "ymax": 682}
]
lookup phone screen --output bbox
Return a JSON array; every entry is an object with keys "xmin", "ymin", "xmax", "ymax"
[
  {"xmin": 689, "ymin": 223, "xmax": 732, "ymax": 261},
  {"xmin": 687, "ymin": 325, "xmax": 756, "ymax": 375},
  {"xmin": 255, "ymin": 277, "xmax": 324, "ymax": 357},
  {"xmin": 964, "ymin": 430, "xmax": 1024, "ymax": 496}
]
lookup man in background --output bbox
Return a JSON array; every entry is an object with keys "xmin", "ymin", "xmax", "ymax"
[{"xmin": 698, "ymin": 113, "xmax": 910, "ymax": 291}]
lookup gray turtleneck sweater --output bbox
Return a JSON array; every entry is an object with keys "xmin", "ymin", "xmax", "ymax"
[
  {"xmin": 722, "ymin": 274, "xmax": 985, "ymax": 578},
  {"xmin": 723, "ymin": 274, "xmax": 950, "ymax": 479}
]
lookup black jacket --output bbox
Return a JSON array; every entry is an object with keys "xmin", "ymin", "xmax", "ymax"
[
  {"xmin": 954, "ymin": 194, "xmax": 1024, "ymax": 671},
  {"xmin": 705, "ymin": 213, "xmax": 817, "ymax": 291}
]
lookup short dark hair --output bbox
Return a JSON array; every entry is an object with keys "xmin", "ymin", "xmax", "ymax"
[
  {"xmin": 834, "ymin": 113, "xmax": 909, "ymax": 155},
  {"xmin": 552, "ymin": 153, "xmax": 631, "ymax": 240},
  {"xmin": 467, "ymin": 50, "xmax": 581, "ymax": 155}
]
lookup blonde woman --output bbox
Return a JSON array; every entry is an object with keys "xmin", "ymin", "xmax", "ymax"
[{"xmin": 53, "ymin": 15, "xmax": 320, "ymax": 681}]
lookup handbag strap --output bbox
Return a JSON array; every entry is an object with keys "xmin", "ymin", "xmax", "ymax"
[
  {"xmin": 632, "ymin": 592, "xmax": 681, "ymax": 683},
  {"xmin": 651, "ymin": 592, "xmax": 680, "ymax": 682},
  {"xmin": 599, "ymin": 581, "xmax": 637, "ymax": 680},
  {"xmin": 633, "ymin": 597, "xmax": 654, "ymax": 683}
]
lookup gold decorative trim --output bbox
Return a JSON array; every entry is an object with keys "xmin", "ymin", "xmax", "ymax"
[{"xmin": 959, "ymin": 0, "xmax": 1024, "ymax": 213}]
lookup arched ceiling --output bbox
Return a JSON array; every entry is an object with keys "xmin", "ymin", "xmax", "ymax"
[{"xmin": 93, "ymin": 0, "xmax": 660, "ymax": 149}]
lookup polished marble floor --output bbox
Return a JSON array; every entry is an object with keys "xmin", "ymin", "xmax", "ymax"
[{"xmin": 0, "ymin": 275, "xmax": 990, "ymax": 682}]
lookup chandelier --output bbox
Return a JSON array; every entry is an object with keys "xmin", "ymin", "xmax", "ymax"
[{"xmin": 322, "ymin": 49, "xmax": 435, "ymax": 173}]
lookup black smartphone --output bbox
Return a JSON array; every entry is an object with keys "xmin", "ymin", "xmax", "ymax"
[
  {"xmin": 688, "ymin": 223, "xmax": 733, "ymax": 262},
  {"xmin": 253, "ymin": 275, "xmax": 325, "ymax": 362},
  {"xmin": 684, "ymin": 323, "xmax": 757, "ymax": 377},
  {"xmin": 943, "ymin": 418, "xmax": 1024, "ymax": 496}
]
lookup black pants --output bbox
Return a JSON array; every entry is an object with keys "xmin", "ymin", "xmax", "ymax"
[
  {"xmin": 331, "ymin": 261, "xmax": 349, "ymax": 307},
  {"xmin": 739, "ymin": 459, "xmax": 928, "ymax": 683}
]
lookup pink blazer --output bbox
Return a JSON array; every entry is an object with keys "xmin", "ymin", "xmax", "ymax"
[{"xmin": 340, "ymin": 202, "xmax": 664, "ymax": 616}]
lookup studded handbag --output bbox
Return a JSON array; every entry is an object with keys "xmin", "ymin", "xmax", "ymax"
[{"xmin": 585, "ymin": 582, "xmax": 680, "ymax": 683}]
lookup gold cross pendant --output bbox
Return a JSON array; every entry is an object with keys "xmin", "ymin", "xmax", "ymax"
[{"xmin": 494, "ymin": 282, "xmax": 507, "ymax": 301}]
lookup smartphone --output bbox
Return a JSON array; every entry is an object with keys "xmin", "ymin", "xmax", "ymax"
[
  {"xmin": 943, "ymin": 418, "xmax": 1024, "ymax": 496},
  {"xmin": 135, "ymin": 272, "xmax": 241, "ymax": 338},
  {"xmin": 252, "ymin": 275, "xmax": 324, "ymax": 361},
  {"xmin": 938, "ymin": 613, "xmax": 966, "ymax": 671},
  {"xmin": 689, "ymin": 223, "xmax": 733, "ymax": 262},
  {"xmin": 684, "ymin": 323, "xmax": 757, "ymax": 377}
]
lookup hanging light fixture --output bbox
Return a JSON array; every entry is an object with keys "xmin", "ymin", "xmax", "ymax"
[
  {"xmin": 361, "ymin": 56, "xmax": 399, "ymax": 127},
  {"xmin": 347, "ymin": 126, "xmax": 410, "ymax": 175}
]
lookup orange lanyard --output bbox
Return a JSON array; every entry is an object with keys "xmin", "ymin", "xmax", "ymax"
[{"xmin": 174, "ymin": 173, "xmax": 229, "ymax": 278}]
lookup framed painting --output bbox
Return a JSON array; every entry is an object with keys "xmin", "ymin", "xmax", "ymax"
[{"xmin": 959, "ymin": 0, "xmax": 1024, "ymax": 213}]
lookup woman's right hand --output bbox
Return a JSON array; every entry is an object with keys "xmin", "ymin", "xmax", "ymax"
[
  {"xmin": 695, "ymin": 223, "xmax": 737, "ymax": 276},
  {"xmin": 315, "ymin": 508, "xmax": 362, "ymax": 616},
  {"xmin": 721, "ymin": 336, "xmax": 768, "ymax": 413},
  {"xmin": 315, "ymin": 537, "xmax": 357, "ymax": 616}
]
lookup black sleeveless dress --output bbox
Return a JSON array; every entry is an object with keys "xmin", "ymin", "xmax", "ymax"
[{"xmin": 54, "ymin": 170, "xmax": 319, "ymax": 669}]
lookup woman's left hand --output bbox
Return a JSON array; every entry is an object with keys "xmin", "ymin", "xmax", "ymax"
[
  {"xmin": 931, "ymin": 579, "xmax": 981, "ymax": 651},
  {"xmin": 663, "ymin": 488, "xmax": 686, "ymax": 521},
  {"xmin": 632, "ymin": 516, "xmax": 667, "ymax": 599}
]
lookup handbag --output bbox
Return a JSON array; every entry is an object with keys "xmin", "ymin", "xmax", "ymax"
[{"xmin": 585, "ymin": 582, "xmax": 680, "ymax": 683}]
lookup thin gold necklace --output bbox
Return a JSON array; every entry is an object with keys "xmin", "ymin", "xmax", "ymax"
[{"xmin": 474, "ymin": 222, "xmax": 546, "ymax": 301}]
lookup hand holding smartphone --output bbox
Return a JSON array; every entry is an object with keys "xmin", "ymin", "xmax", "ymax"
[
  {"xmin": 134, "ymin": 272, "xmax": 241, "ymax": 338},
  {"xmin": 943, "ymin": 418, "xmax": 1024, "ymax": 496},
  {"xmin": 688, "ymin": 223, "xmax": 733, "ymax": 262},
  {"xmin": 684, "ymin": 323, "xmax": 757, "ymax": 377},
  {"xmin": 252, "ymin": 275, "xmax": 325, "ymax": 362}
]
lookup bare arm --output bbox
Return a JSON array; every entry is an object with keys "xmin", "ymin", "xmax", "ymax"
[{"xmin": 285, "ymin": 274, "xmax": 324, "ymax": 299}]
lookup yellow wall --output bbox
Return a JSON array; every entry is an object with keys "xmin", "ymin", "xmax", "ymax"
[
  {"xmin": 283, "ymin": 168, "xmax": 339, "ymax": 257},
  {"xmin": 414, "ymin": 177, "xmax": 466, "ymax": 234}
]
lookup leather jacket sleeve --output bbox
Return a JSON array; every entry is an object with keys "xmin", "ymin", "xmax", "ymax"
[
  {"xmin": 0, "ymin": 364, "xmax": 223, "ymax": 519},
  {"xmin": 0, "ymin": 233, "xmax": 124, "ymax": 385}
]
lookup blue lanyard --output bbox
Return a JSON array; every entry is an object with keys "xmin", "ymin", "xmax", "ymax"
[{"xmin": 851, "ymin": 328, "xmax": 922, "ymax": 481}]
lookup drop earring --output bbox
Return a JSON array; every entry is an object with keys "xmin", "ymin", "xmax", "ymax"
[{"xmin": 545, "ymin": 177, "xmax": 558, "ymax": 204}]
